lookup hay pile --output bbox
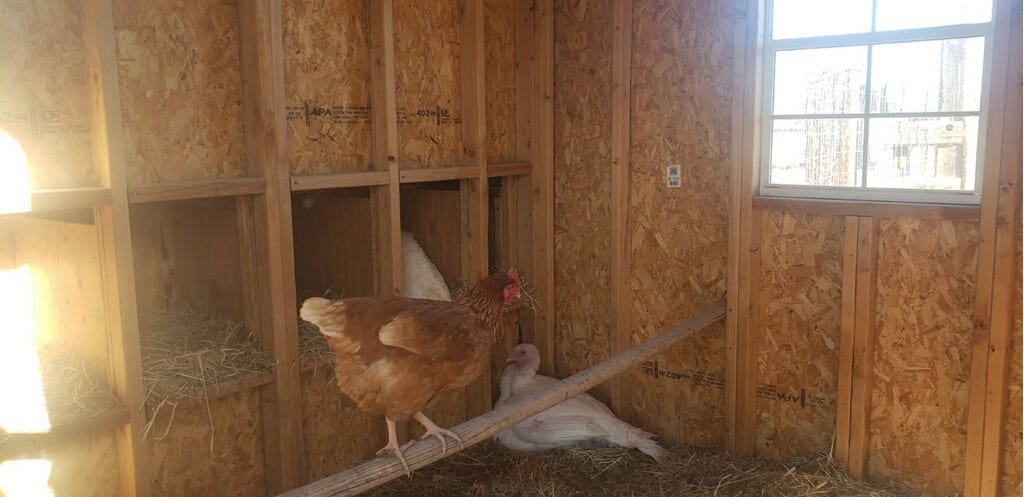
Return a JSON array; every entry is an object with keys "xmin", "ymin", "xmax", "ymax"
[
  {"xmin": 365, "ymin": 442, "xmax": 924, "ymax": 497},
  {"xmin": 38, "ymin": 349, "xmax": 120, "ymax": 426},
  {"xmin": 140, "ymin": 306, "xmax": 272, "ymax": 407}
]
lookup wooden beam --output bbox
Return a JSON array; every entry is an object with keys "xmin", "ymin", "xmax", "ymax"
[
  {"xmin": 127, "ymin": 178, "xmax": 266, "ymax": 203},
  {"xmin": 238, "ymin": 0, "xmax": 306, "ymax": 490},
  {"xmin": 277, "ymin": 301, "xmax": 727, "ymax": 497},
  {"xmin": 19, "ymin": 188, "xmax": 112, "ymax": 214},
  {"xmin": 401, "ymin": 166, "xmax": 479, "ymax": 183},
  {"xmin": 528, "ymin": 0, "xmax": 556, "ymax": 376},
  {"xmin": 81, "ymin": 1, "xmax": 149, "ymax": 496},
  {"xmin": 0, "ymin": 406, "xmax": 130, "ymax": 460},
  {"xmin": 834, "ymin": 215, "xmax": 861, "ymax": 466},
  {"xmin": 752, "ymin": 196, "xmax": 980, "ymax": 221},
  {"xmin": 847, "ymin": 216, "xmax": 878, "ymax": 479},
  {"xmin": 290, "ymin": 171, "xmax": 390, "ymax": 191},
  {"xmin": 369, "ymin": 0, "xmax": 403, "ymax": 298},
  {"xmin": 725, "ymin": 0, "xmax": 764, "ymax": 455},
  {"xmin": 461, "ymin": 0, "xmax": 492, "ymax": 418},
  {"xmin": 608, "ymin": 0, "xmax": 634, "ymax": 419},
  {"xmin": 966, "ymin": 2, "xmax": 1023, "ymax": 495},
  {"xmin": 487, "ymin": 161, "xmax": 532, "ymax": 178}
]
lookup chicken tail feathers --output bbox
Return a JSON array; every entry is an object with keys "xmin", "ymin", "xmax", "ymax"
[
  {"xmin": 300, "ymin": 297, "xmax": 342, "ymax": 337},
  {"xmin": 606, "ymin": 421, "xmax": 667, "ymax": 464}
]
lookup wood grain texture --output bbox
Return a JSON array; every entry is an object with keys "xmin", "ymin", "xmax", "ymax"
[
  {"xmin": 485, "ymin": 0, "xmax": 518, "ymax": 163},
  {"xmin": 627, "ymin": 0, "xmax": 734, "ymax": 447},
  {"xmin": 834, "ymin": 216, "xmax": 860, "ymax": 465}
]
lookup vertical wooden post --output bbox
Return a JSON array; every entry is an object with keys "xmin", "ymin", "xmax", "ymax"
[
  {"xmin": 608, "ymin": 0, "xmax": 634, "ymax": 419},
  {"xmin": 529, "ymin": 0, "xmax": 556, "ymax": 376},
  {"xmin": 238, "ymin": 0, "xmax": 306, "ymax": 490},
  {"xmin": 725, "ymin": 0, "xmax": 764, "ymax": 455},
  {"xmin": 369, "ymin": 0, "xmax": 403, "ymax": 298},
  {"xmin": 512, "ymin": 0, "xmax": 536, "ymax": 360},
  {"xmin": 847, "ymin": 216, "xmax": 879, "ymax": 479},
  {"xmin": 965, "ymin": 1, "xmax": 1022, "ymax": 495},
  {"xmin": 834, "ymin": 215, "xmax": 860, "ymax": 466},
  {"xmin": 82, "ymin": 1, "xmax": 149, "ymax": 495},
  {"xmin": 460, "ymin": 0, "xmax": 492, "ymax": 417}
]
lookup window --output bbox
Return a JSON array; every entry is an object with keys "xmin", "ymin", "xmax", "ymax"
[{"xmin": 761, "ymin": 0, "xmax": 994, "ymax": 204}]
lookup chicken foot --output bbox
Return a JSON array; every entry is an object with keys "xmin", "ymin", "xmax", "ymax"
[
  {"xmin": 376, "ymin": 418, "xmax": 412, "ymax": 477},
  {"xmin": 403, "ymin": 411, "xmax": 465, "ymax": 455}
]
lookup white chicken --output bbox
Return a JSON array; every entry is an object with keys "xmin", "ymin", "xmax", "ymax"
[
  {"xmin": 493, "ymin": 344, "xmax": 666, "ymax": 463},
  {"xmin": 401, "ymin": 231, "xmax": 451, "ymax": 301}
]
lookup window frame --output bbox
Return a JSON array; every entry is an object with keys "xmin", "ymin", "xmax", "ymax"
[{"xmin": 758, "ymin": 0, "xmax": 996, "ymax": 205}]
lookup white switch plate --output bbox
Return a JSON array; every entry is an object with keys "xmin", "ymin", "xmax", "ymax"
[{"xmin": 666, "ymin": 165, "xmax": 681, "ymax": 188}]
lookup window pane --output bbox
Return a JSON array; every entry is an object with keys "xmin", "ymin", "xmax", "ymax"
[
  {"xmin": 876, "ymin": 0, "xmax": 992, "ymax": 31},
  {"xmin": 774, "ymin": 47, "xmax": 867, "ymax": 114},
  {"xmin": 772, "ymin": 0, "xmax": 872, "ymax": 39},
  {"xmin": 871, "ymin": 38, "xmax": 985, "ymax": 113},
  {"xmin": 867, "ymin": 117, "xmax": 979, "ymax": 190},
  {"xmin": 770, "ymin": 119, "xmax": 865, "ymax": 187}
]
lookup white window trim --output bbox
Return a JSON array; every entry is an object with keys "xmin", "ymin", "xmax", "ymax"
[{"xmin": 758, "ymin": 0, "xmax": 996, "ymax": 205}]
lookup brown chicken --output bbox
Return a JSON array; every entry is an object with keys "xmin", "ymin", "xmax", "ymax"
[{"xmin": 299, "ymin": 268, "xmax": 521, "ymax": 472}]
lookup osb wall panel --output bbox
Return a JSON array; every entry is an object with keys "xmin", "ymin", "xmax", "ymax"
[
  {"xmin": 393, "ymin": 0, "xmax": 463, "ymax": 167},
  {"xmin": 868, "ymin": 218, "xmax": 978, "ymax": 496},
  {"xmin": 551, "ymin": 0, "xmax": 613, "ymax": 402},
  {"xmin": 292, "ymin": 191, "xmax": 375, "ymax": 299},
  {"xmin": 23, "ymin": 433, "xmax": 121, "ymax": 497},
  {"xmin": 283, "ymin": 0, "xmax": 373, "ymax": 175},
  {"xmin": 0, "ymin": 0, "xmax": 97, "ymax": 189},
  {"xmin": 1002, "ymin": 219, "xmax": 1022, "ymax": 496},
  {"xmin": 627, "ymin": 0, "xmax": 733, "ymax": 446},
  {"xmin": 146, "ymin": 389, "xmax": 266, "ymax": 497},
  {"xmin": 4, "ymin": 217, "xmax": 110, "ymax": 374},
  {"xmin": 485, "ymin": 0, "xmax": 518, "ymax": 163},
  {"xmin": 129, "ymin": 198, "xmax": 246, "ymax": 323},
  {"xmin": 114, "ymin": 0, "xmax": 245, "ymax": 184},
  {"xmin": 301, "ymin": 367, "xmax": 383, "ymax": 482},
  {"xmin": 756, "ymin": 212, "xmax": 843, "ymax": 459}
]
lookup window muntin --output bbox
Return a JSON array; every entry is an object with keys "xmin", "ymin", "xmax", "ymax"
[{"xmin": 761, "ymin": 0, "xmax": 994, "ymax": 204}]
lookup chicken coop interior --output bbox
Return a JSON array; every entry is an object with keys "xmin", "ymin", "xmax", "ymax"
[{"xmin": 0, "ymin": 0, "xmax": 1021, "ymax": 496}]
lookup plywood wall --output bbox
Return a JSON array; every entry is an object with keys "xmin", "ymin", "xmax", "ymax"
[
  {"xmin": 756, "ymin": 212, "xmax": 843, "ymax": 459},
  {"xmin": 301, "ymin": 367, "xmax": 383, "ymax": 482},
  {"xmin": 485, "ymin": 0, "xmax": 518, "ymax": 162},
  {"xmin": 145, "ymin": 390, "xmax": 266, "ymax": 497},
  {"xmin": 283, "ymin": 0, "xmax": 373, "ymax": 175},
  {"xmin": 867, "ymin": 218, "xmax": 978, "ymax": 496},
  {"xmin": 129, "ymin": 198, "xmax": 246, "ymax": 323},
  {"xmin": 393, "ymin": 0, "xmax": 463, "ymax": 167},
  {"xmin": 0, "ymin": 0, "xmax": 97, "ymax": 189},
  {"xmin": 292, "ymin": 191, "xmax": 375, "ymax": 299},
  {"xmin": 114, "ymin": 0, "xmax": 245, "ymax": 184},
  {"xmin": 626, "ymin": 0, "xmax": 733, "ymax": 446},
  {"xmin": 552, "ymin": 0, "xmax": 613, "ymax": 399},
  {"xmin": 1003, "ymin": 220, "xmax": 1023, "ymax": 496}
]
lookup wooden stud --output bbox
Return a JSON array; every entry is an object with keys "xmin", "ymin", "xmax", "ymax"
[
  {"xmin": 461, "ymin": 0, "xmax": 492, "ymax": 417},
  {"xmin": 511, "ymin": 0, "xmax": 537, "ymax": 368},
  {"xmin": 725, "ymin": 0, "xmax": 764, "ymax": 455},
  {"xmin": 238, "ymin": 0, "xmax": 306, "ymax": 490},
  {"xmin": 487, "ymin": 162, "xmax": 532, "ymax": 178},
  {"xmin": 403, "ymin": 166, "xmax": 479, "ymax": 183},
  {"xmin": 16, "ymin": 188, "xmax": 112, "ymax": 214},
  {"xmin": 0, "ymin": 406, "xmax": 130, "ymax": 460},
  {"xmin": 966, "ymin": 1, "xmax": 1023, "ymax": 495},
  {"xmin": 290, "ymin": 171, "xmax": 391, "ymax": 191},
  {"xmin": 847, "ymin": 216, "xmax": 879, "ymax": 479},
  {"xmin": 834, "ymin": 215, "xmax": 861, "ymax": 466},
  {"xmin": 279, "ymin": 301, "xmax": 727, "ymax": 497},
  {"xmin": 81, "ymin": 1, "xmax": 149, "ymax": 496},
  {"xmin": 529, "ymin": 0, "xmax": 556, "ymax": 375},
  {"xmin": 369, "ymin": 0, "xmax": 403, "ymax": 298},
  {"xmin": 608, "ymin": 0, "xmax": 634, "ymax": 419}
]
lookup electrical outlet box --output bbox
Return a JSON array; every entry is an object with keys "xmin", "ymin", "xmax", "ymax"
[{"xmin": 666, "ymin": 165, "xmax": 681, "ymax": 188}]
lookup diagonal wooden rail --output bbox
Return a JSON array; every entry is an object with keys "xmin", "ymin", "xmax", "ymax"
[{"xmin": 278, "ymin": 299, "xmax": 726, "ymax": 497}]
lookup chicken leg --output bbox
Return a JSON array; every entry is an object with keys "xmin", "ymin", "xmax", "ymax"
[
  {"xmin": 405, "ymin": 411, "xmax": 464, "ymax": 455},
  {"xmin": 376, "ymin": 418, "xmax": 411, "ymax": 477}
]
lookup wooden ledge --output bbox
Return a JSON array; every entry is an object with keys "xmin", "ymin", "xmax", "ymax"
[
  {"xmin": 0, "ymin": 405, "xmax": 129, "ymax": 459},
  {"xmin": 128, "ymin": 178, "xmax": 266, "ymax": 203},
  {"xmin": 752, "ymin": 196, "xmax": 981, "ymax": 220},
  {"xmin": 0, "ymin": 188, "xmax": 112, "ymax": 216},
  {"xmin": 291, "ymin": 171, "xmax": 390, "ymax": 191},
  {"xmin": 487, "ymin": 161, "xmax": 531, "ymax": 178}
]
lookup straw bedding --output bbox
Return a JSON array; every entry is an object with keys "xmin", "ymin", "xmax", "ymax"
[
  {"xmin": 364, "ymin": 442, "xmax": 925, "ymax": 497},
  {"xmin": 38, "ymin": 349, "xmax": 121, "ymax": 426}
]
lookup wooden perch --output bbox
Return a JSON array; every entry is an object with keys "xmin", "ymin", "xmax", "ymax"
[{"xmin": 278, "ymin": 299, "xmax": 727, "ymax": 497}]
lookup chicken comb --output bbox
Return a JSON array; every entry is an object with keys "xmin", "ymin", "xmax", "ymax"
[{"xmin": 507, "ymin": 268, "xmax": 521, "ymax": 285}]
